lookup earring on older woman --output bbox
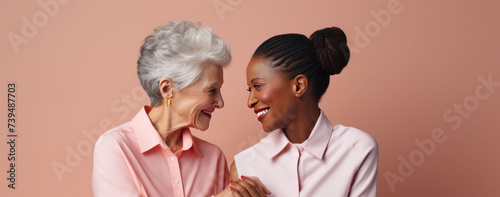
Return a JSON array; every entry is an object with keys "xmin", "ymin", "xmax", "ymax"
[{"xmin": 166, "ymin": 99, "xmax": 171, "ymax": 107}]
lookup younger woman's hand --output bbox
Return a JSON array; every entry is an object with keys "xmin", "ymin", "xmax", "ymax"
[{"xmin": 229, "ymin": 175, "xmax": 272, "ymax": 197}]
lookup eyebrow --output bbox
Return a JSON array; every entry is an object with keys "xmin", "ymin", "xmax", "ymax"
[
  {"xmin": 207, "ymin": 81, "xmax": 222, "ymax": 88},
  {"xmin": 251, "ymin": 78, "xmax": 264, "ymax": 83}
]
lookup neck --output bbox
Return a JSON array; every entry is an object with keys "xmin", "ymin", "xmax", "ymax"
[
  {"xmin": 147, "ymin": 105, "xmax": 186, "ymax": 153},
  {"xmin": 283, "ymin": 102, "xmax": 321, "ymax": 144}
]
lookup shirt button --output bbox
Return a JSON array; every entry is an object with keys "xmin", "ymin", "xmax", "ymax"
[
  {"xmin": 175, "ymin": 179, "xmax": 179, "ymax": 184},
  {"xmin": 171, "ymin": 156, "xmax": 175, "ymax": 160}
]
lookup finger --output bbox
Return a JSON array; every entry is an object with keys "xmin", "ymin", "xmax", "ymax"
[
  {"xmin": 231, "ymin": 181, "xmax": 251, "ymax": 197},
  {"xmin": 229, "ymin": 179, "xmax": 243, "ymax": 197},
  {"xmin": 229, "ymin": 180, "xmax": 243, "ymax": 197},
  {"xmin": 238, "ymin": 176, "xmax": 266, "ymax": 197},
  {"xmin": 246, "ymin": 176, "xmax": 272, "ymax": 195},
  {"xmin": 230, "ymin": 186, "xmax": 243, "ymax": 197}
]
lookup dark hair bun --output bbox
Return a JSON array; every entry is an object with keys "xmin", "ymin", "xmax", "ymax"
[{"xmin": 309, "ymin": 27, "xmax": 350, "ymax": 75}]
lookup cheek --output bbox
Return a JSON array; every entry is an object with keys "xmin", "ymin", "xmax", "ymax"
[
  {"xmin": 179, "ymin": 94, "xmax": 206, "ymax": 117},
  {"xmin": 259, "ymin": 86, "xmax": 280, "ymax": 103},
  {"xmin": 192, "ymin": 95, "xmax": 212, "ymax": 116},
  {"xmin": 261, "ymin": 85, "xmax": 293, "ymax": 119}
]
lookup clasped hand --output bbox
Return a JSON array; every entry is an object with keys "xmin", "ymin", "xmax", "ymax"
[{"xmin": 216, "ymin": 175, "xmax": 271, "ymax": 197}]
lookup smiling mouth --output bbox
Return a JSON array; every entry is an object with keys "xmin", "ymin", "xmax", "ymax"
[
  {"xmin": 201, "ymin": 110, "xmax": 212, "ymax": 118},
  {"xmin": 256, "ymin": 108, "xmax": 269, "ymax": 121}
]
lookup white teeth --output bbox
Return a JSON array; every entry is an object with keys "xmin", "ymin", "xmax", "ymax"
[
  {"xmin": 257, "ymin": 109, "xmax": 269, "ymax": 117},
  {"xmin": 202, "ymin": 110, "xmax": 212, "ymax": 115}
]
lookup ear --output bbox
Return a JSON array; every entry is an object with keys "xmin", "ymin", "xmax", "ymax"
[
  {"xmin": 292, "ymin": 74, "xmax": 308, "ymax": 98},
  {"xmin": 158, "ymin": 78, "xmax": 175, "ymax": 100}
]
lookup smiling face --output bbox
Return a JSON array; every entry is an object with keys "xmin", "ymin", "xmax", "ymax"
[
  {"xmin": 246, "ymin": 56, "xmax": 298, "ymax": 132},
  {"xmin": 171, "ymin": 64, "xmax": 224, "ymax": 131}
]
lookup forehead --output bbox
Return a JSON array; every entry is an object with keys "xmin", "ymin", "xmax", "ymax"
[
  {"xmin": 247, "ymin": 56, "xmax": 287, "ymax": 82},
  {"xmin": 199, "ymin": 64, "xmax": 223, "ymax": 85},
  {"xmin": 247, "ymin": 56, "xmax": 274, "ymax": 76}
]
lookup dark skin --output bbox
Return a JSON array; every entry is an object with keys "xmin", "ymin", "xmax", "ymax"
[
  {"xmin": 227, "ymin": 55, "xmax": 322, "ymax": 196},
  {"xmin": 245, "ymin": 55, "xmax": 320, "ymax": 143}
]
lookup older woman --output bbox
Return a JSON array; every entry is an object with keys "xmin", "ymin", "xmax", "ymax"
[
  {"xmin": 230, "ymin": 27, "xmax": 379, "ymax": 196},
  {"xmin": 92, "ymin": 21, "xmax": 269, "ymax": 197}
]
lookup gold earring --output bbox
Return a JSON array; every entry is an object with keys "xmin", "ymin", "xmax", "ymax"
[{"xmin": 166, "ymin": 99, "xmax": 171, "ymax": 107}]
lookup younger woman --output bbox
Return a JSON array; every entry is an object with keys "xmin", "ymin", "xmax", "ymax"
[{"xmin": 230, "ymin": 27, "xmax": 379, "ymax": 197}]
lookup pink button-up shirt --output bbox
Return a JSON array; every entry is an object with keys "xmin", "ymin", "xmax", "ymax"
[
  {"xmin": 234, "ymin": 110, "xmax": 378, "ymax": 197},
  {"xmin": 92, "ymin": 106, "xmax": 229, "ymax": 197}
]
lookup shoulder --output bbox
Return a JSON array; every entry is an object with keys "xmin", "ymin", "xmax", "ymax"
[
  {"xmin": 233, "ymin": 139, "xmax": 267, "ymax": 176},
  {"xmin": 93, "ymin": 122, "xmax": 139, "ymax": 165},
  {"xmin": 234, "ymin": 133, "xmax": 272, "ymax": 163},
  {"xmin": 191, "ymin": 135, "xmax": 226, "ymax": 158},
  {"xmin": 94, "ymin": 122, "xmax": 135, "ymax": 151},
  {"xmin": 191, "ymin": 135, "xmax": 223, "ymax": 153},
  {"xmin": 332, "ymin": 124, "xmax": 378, "ymax": 152}
]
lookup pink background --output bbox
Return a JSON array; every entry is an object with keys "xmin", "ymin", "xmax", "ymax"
[{"xmin": 1, "ymin": 0, "xmax": 499, "ymax": 196}]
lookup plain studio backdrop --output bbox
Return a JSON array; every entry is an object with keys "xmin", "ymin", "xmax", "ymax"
[{"xmin": 1, "ymin": 0, "xmax": 499, "ymax": 196}]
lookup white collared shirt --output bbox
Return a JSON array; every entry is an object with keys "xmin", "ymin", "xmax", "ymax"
[{"xmin": 234, "ymin": 110, "xmax": 378, "ymax": 197}]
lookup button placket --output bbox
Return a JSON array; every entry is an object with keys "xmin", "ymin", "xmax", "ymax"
[
  {"xmin": 294, "ymin": 144, "xmax": 304, "ymax": 195},
  {"xmin": 163, "ymin": 149, "xmax": 184, "ymax": 196},
  {"xmin": 288, "ymin": 144, "xmax": 302, "ymax": 197}
]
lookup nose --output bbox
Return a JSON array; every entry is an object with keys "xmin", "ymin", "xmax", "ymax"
[
  {"xmin": 213, "ymin": 91, "xmax": 224, "ymax": 109},
  {"xmin": 247, "ymin": 90, "xmax": 257, "ymax": 108}
]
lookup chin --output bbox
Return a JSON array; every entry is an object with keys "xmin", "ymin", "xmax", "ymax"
[
  {"xmin": 261, "ymin": 117, "xmax": 286, "ymax": 132},
  {"xmin": 193, "ymin": 115, "xmax": 211, "ymax": 131},
  {"xmin": 198, "ymin": 126, "xmax": 209, "ymax": 131},
  {"xmin": 261, "ymin": 123, "xmax": 277, "ymax": 133},
  {"xmin": 196, "ymin": 122, "xmax": 210, "ymax": 131}
]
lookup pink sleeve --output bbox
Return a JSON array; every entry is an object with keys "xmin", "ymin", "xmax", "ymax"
[
  {"xmin": 215, "ymin": 148, "xmax": 229, "ymax": 194},
  {"xmin": 92, "ymin": 134, "xmax": 144, "ymax": 197},
  {"xmin": 349, "ymin": 137, "xmax": 379, "ymax": 197}
]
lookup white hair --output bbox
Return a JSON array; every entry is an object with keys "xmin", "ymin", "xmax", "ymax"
[{"xmin": 137, "ymin": 21, "xmax": 231, "ymax": 106}]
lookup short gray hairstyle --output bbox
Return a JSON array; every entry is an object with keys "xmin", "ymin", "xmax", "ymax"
[{"xmin": 137, "ymin": 21, "xmax": 232, "ymax": 106}]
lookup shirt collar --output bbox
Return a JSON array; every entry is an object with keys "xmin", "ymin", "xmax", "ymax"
[
  {"xmin": 264, "ymin": 110, "xmax": 333, "ymax": 160},
  {"xmin": 180, "ymin": 127, "xmax": 203, "ymax": 157},
  {"xmin": 262, "ymin": 128, "xmax": 291, "ymax": 159},
  {"xmin": 131, "ymin": 106, "xmax": 202, "ymax": 157},
  {"xmin": 302, "ymin": 110, "xmax": 333, "ymax": 159}
]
